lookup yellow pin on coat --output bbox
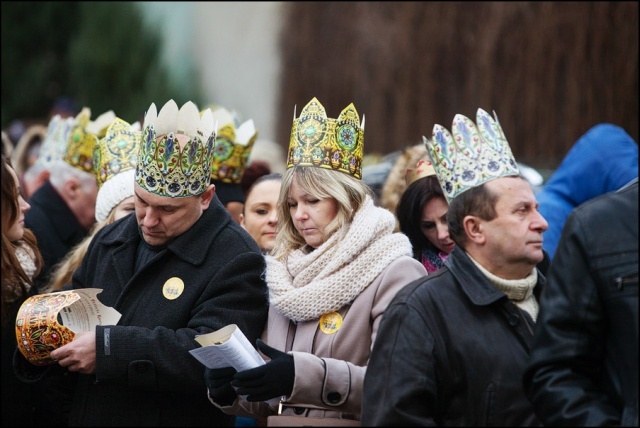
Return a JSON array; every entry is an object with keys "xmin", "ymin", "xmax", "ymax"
[
  {"xmin": 162, "ymin": 277, "xmax": 184, "ymax": 300},
  {"xmin": 319, "ymin": 312, "xmax": 343, "ymax": 334}
]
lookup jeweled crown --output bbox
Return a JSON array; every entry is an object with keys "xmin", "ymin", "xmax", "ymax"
[
  {"xmin": 135, "ymin": 100, "xmax": 216, "ymax": 197},
  {"xmin": 405, "ymin": 159, "xmax": 437, "ymax": 186},
  {"xmin": 209, "ymin": 107, "xmax": 257, "ymax": 184},
  {"xmin": 93, "ymin": 118, "xmax": 141, "ymax": 189},
  {"xmin": 423, "ymin": 108, "xmax": 520, "ymax": 203},
  {"xmin": 36, "ymin": 115, "xmax": 75, "ymax": 169},
  {"xmin": 64, "ymin": 108, "xmax": 116, "ymax": 173},
  {"xmin": 287, "ymin": 97, "xmax": 364, "ymax": 179}
]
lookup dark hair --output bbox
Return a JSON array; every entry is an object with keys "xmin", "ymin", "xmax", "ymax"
[
  {"xmin": 396, "ymin": 175, "xmax": 445, "ymax": 260},
  {"xmin": 1, "ymin": 155, "xmax": 42, "ymax": 327},
  {"xmin": 242, "ymin": 173, "xmax": 283, "ymax": 215},
  {"xmin": 241, "ymin": 160, "xmax": 272, "ymax": 196},
  {"xmin": 447, "ymin": 175, "xmax": 526, "ymax": 248}
]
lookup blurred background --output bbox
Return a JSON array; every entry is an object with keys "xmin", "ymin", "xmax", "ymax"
[{"xmin": 2, "ymin": 1, "xmax": 637, "ymax": 172}]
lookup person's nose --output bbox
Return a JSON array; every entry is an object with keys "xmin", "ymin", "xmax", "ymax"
[
  {"xmin": 267, "ymin": 209, "xmax": 278, "ymax": 225},
  {"xmin": 437, "ymin": 222, "xmax": 449, "ymax": 240},
  {"xmin": 141, "ymin": 207, "xmax": 160, "ymax": 227},
  {"xmin": 19, "ymin": 195, "xmax": 30, "ymax": 213},
  {"xmin": 293, "ymin": 205, "xmax": 307, "ymax": 221},
  {"xmin": 532, "ymin": 210, "xmax": 548, "ymax": 232}
]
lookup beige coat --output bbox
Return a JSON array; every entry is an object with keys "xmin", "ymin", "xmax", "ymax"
[{"xmin": 225, "ymin": 255, "xmax": 427, "ymax": 423}]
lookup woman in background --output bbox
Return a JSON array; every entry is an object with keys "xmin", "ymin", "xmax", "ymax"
[{"xmin": 239, "ymin": 173, "xmax": 282, "ymax": 254}]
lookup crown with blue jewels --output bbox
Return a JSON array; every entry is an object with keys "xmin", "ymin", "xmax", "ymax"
[
  {"xmin": 423, "ymin": 108, "xmax": 520, "ymax": 203},
  {"xmin": 36, "ymin": 115, "xmax": 75, "ymax": 169},
  {"xmin": 209, "ymin": 107, "xmax": 257, "ymax": 184},
  {"xmin": 287, "ymin": 97, "xmax": 364, "ymax": 179},
  {"xmin": 64, "ymin": 108, "xmax": 116, "ymax": 173},
  {"xmin": 135, "ymin": 100, "xmax": 216, "ymax": 197},
  {"xmin": 93, "ymin": 118, "xmax": 141, "ymax": 189}
]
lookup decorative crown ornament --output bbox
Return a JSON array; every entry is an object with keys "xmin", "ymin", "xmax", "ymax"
[
  {"xmin": 135, "ymin": 100, "xmax": 216, "ymax": 197},
  {"xmin": 94, "ymin": 118, "xmax": 141, "ymax": 189},
  {"xmin": 423, "ymin": 108, "xmax": 520, "ymax": 203},
  {"xmin": 287, "ymin": 97, "xmax": 365, "ymax": 179},
  {"xmin": 209, "ymin": 107, "xmax": 258, "ymax": 184},
  {"xmin": 36, "ymin": 115, "xmax": 75, "ymax": 170},
  {"xmin": 64, "ymin": 108, "xmax": 116, "ymax": 173},
  {"xmin": 405, "ymin": 159, "xmax": 437, "ymax": 186}
]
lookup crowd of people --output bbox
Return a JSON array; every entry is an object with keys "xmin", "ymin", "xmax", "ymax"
[{"xmin": 1, "ymin": 97, "xmax": 637, "ymax": 427}]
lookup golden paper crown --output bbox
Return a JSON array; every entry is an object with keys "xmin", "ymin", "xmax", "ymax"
[
  {"xmin": 423, "ymin": 108, "xmax": 520, "ymax": 203},
  {"xmin": 64, "ymin": 108, "xmax": 116, "ymax": 173},
  {"xmin": 135, "ymin": 100, "xmax": 216, "ymax": 197},
  {"xmin": 209, "ymin": 107, "xmax": 258, "ymax": 184},
  {"xmin": 93, "ymin": 118, "xmax": 141, "ymax": 189},
  {"xmin": 36, "ymin": 115, "xmax": 75, "ymax": 169},
  {"xmin": 287, "ymin": 97, "xmax": 364, "ymax": 179},
  {"xmin": 405, "ymin": 159, "xmax": 437, "ymax": 186}
]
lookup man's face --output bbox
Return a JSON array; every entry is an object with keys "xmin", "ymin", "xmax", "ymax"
[
  {"xmin": 480, "ymin": 177, "xmax": 548, "ymax": 278},
  {"xmin": 134, "ymin": 183, "xmax": 210, "ymax": 246},
  {"xmin": 76, "ymin": 178, "xmax": 98, "ymax": 231}
]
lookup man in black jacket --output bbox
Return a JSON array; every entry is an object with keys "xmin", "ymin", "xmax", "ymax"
[
  {"xmin": 524, "ymin": 178, "xmax": 638, "ymax": 426},
  {"xmin": 41, "ymin": 100, "xmax": 269, "ymax": 426},
  {"xmin": 362, "ymin": 109, "xmax": 547, "ymax": 426}
]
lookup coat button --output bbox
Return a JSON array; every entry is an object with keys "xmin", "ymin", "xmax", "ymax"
[
  {"xmin": 508, "ymin": 314, "xmax": 520, "ymax": 326},
  {"xmin": 327, "ymin": 392, "xmax": 341, "ymax": 403},
  {"xmin": 293, "ymin": 407, "xmax": 305, "ymax": 415}
]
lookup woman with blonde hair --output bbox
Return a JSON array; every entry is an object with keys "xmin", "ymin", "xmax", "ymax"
[{"xmin": 205, "ymin": 98, "xmax": 427, "ymax": 425}]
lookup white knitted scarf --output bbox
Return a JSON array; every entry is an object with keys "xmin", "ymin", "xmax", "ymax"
[{"xmin": 265, "ymin": 195, "xmax": 413, "ymax": 322}]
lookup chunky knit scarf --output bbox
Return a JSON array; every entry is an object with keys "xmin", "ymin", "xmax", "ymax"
[
  {"xmin": 469, "ymin": 254, "xmax": 539, "ymax": 322},
  {"xmin": 266, "ymin": 196, "xmax": 413, "ymax": 322}
]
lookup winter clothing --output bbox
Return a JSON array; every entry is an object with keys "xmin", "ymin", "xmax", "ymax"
[
  {"xmin": 362, "ymin": 247, "xmax": 544, "ymax": 426},
  {"xmin": 524, "ymin": 179, "xmax": 638, "ymax": 426}
]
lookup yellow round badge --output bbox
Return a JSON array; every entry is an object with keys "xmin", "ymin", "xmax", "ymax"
[
  {"xmin": 162, "ymin": 277, "xmax": 184, "ymax": 300},
  {"xmin": 319, "ymin": 312, "xmax": 343, "ymax": 335}
]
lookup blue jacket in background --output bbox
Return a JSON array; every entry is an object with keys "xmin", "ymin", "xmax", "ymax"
[{"xmin": 537, "ymin": 123, "xmax": 638, "ymax": 259}]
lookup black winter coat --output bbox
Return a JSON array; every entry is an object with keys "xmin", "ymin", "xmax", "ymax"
[
  {"xmin": 524, "ymin": 179, "xmax": 638, "ymax": 426},
  {"xmin": 67, "ymin": 197, "xmax": 269, "ymax": 426},
  {"xmin": 362, "ymin": 247, "xmax": 543, "ymax": 426}
]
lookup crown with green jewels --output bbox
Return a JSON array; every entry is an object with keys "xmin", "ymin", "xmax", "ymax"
[
  {"xmin": 93, "ymin": 118, "xmax": 141, "ymax": 189},
  {"xmin": 64, "ymin": 108, "xmax": 116, "ymax": 173},
  {"xmin": 423, "ymin": 108, "xmax": 520, "ymax": 203},
  {"xmin": 209, "ymin": 107, "xmax": 257, "ymax": 184},
  {"xmin": 135, "ymin": 100, "xmax": 216, "ymax": 197},
  {"xmin": 287, "ymin": 97, "xmax": 364, "ymax": 179}
]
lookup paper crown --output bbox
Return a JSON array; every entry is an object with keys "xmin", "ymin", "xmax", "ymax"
[
  {"xmin": 405, "ymin": 159, "xmax": 437, "ymax": 186},
  {"xmin": 423, "ymin": 108, "xmax": 520, "ymax": 203},
  {"xmin": 209, "ymin": 107, "xmax": 257, "ymax": 184},
  {"xmin": 135, "ymin": 100, "xmax": 216, "ymax": 197},
  {"xmin": 287, "ymin": 97, "xmax": 364, "ymax": 179},
  {"xmin": 36, "ymin": 115, "xmax": 75, "ymax": 169},
  {"xmin": 93, "ymin": 118, "xmax": 141, "ymax": 222},
  {"xmin": 64, "ymin": 108, "xmax": 116, "ymax": 173}
]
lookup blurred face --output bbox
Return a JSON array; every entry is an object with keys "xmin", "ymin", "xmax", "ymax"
[
  {"xmin": 134, "ymin": 183, "xmax": 212, "ymax": 246},
  {"xmin": 287, "ymin": 178, "xmax": 338, "ymax": 249},
  {"xmin": 112, "ymin": 196, "xmax": 135, "ymax": 222},
  {"xmin": 240, "ymin": 179, "xmax": 281, "ymax": 252},
  {"xmin": 420, "ymin": 195, "xmax": 455, "ymax": 254},
  {"xmin": 480, "ymin": 177, "xmax": 548, "ymax": 278},
  {"xmin": 5, "ymin": 165, "xmax": 31, "ymax": 242},
  {"xmin": 71, "ymin": 178, "xmax": 98, "ymax": 231}
]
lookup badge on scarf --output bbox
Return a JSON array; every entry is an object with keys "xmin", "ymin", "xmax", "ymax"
[
  {"xmin": 162, "ymin": 277, "xmax": 184, "ymax": 300},
  {"xmin": 319, "ymin": 312, "xmax": 342, "ymax": 334}
]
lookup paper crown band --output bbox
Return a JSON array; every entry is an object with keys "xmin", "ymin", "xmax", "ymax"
[
  {"xmin": 287, "ymin": 97, "xmax": 364, "ymax": 179},
  {"xmin": 423, "ymin": 108, "xmax": 520, "ymax": 203},
  {"xmin": 209, "ymin": 107, "xmax": 257, "ymax": 184},
  {"xmin": 64, "ymin": 108, "xmax": 115, "ymax": 173},
  {"xmin": 405, "ymin": 159, "xmax": 437, "ymax": 186},
  {"xmin": 135, "ymin": 100, "xmax": 216, "ymax": 197}
]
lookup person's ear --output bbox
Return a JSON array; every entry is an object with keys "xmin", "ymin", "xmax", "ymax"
[
  {"xmin": 36, "ymin": 169, "xmax": 50, "ymax": 185},
  {"xmin": 463, "ymin": 215, "xmax": 486, "ymax": 245},
  {"xmin": 63, "ymin": 177, "xmax": 81, "ymax": 200},
  {"xmin": 199, "ymin": 184, "xmax": 215, "ymax": 209}
]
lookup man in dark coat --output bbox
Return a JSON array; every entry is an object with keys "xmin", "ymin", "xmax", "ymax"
[
  {"xmin": 362, "ymin": 109, "xmax": 547, "ymax": 426},
  {"xmin": 44, "ymin": 100, "xmax": 269, "ymax": 426},
  {"xmin": 524, "ymin": 178, "xmax": 638, "ymax": 426}
]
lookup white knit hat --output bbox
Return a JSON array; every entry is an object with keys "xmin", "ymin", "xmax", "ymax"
[{"xmin": 95, "ymin": 169, "xmax": 135, "ymax": 222}]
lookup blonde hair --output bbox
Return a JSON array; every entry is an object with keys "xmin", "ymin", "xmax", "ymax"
[
  {"xmin": 271, "ymin": 166, "xmax": 372, "ymax": 260},
  {"xmin": 43, "ymin": 207, "xmax": 118, "ymax": 292}
]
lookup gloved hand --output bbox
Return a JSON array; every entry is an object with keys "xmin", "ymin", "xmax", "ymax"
[
  {"xmin": 232, "ymin": 339, "xmax": 295, "ymax": 402},
  {"xmin": 205, "ymin": 366, "xmax": 238, "ymax": 406}
]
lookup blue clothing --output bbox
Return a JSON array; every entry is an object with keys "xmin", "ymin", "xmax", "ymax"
[{"xmin": 537, "ymin": 124, "xmax": 638, "ymax": 259}]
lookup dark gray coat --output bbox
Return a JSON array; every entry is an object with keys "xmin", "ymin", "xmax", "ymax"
[{"xmin": 68, "ymin": 196, "xmax": 269, "ymax": 426}]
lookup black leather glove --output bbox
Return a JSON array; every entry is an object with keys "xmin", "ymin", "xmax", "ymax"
[
  {"xmin": 231, "ymin": 339, "xmax": 295, "ymax": 402},
  {"xmin": 205, "ymin": 366, "xmax": 238, "ymax": 406}
]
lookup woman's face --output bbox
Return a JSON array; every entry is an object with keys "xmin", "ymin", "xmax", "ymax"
[
  {"xmin": 5, "ymin": 164, "xmax": 31, "ymax": 242},
  {"xmin": 240, "ymin": 179, "xmax": 281, "ymax": 252},
  {"xmin": 420, "ymin": 195, "xmax": 455, "ymax": 254},
  {"xmin": 112, "ymin": 196, "xmax": 136, "ymax": 222},
  {"xmin": 287, "ymin": 178, "xmax": 338, "ymax": 249}
]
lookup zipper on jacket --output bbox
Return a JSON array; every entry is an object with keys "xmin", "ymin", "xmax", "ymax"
[{"xmin": 615, "ymin": 271, "xmax": 638, "ymax": 290}]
